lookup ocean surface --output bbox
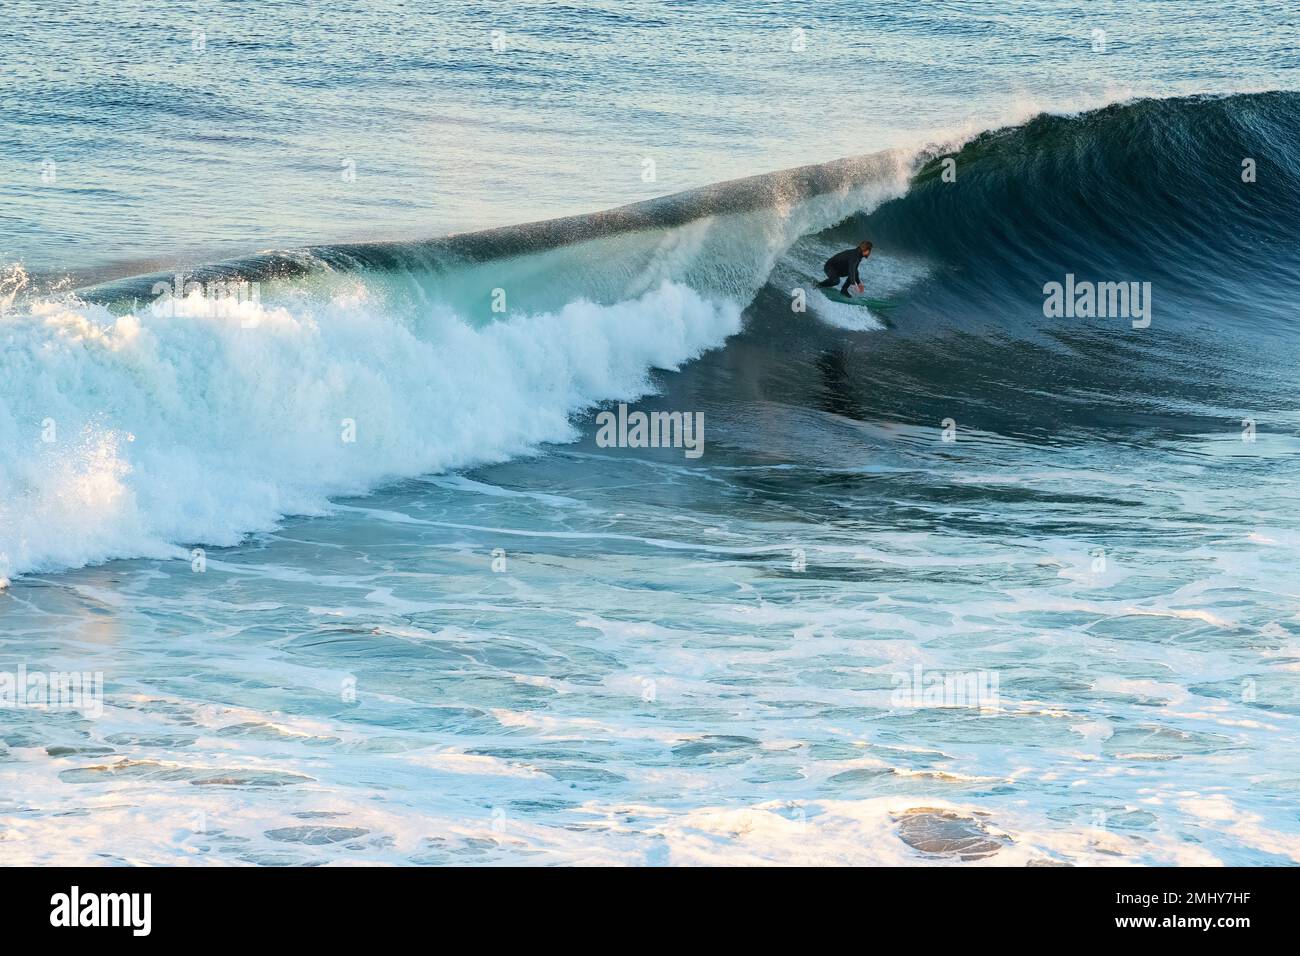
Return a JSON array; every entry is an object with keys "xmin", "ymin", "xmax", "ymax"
[{"xmin": 2, "ymin": 1, "xmax": 1299, "ymax": 865}]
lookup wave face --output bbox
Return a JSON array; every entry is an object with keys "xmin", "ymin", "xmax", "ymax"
[
  {"xmin": 870, "ymin": 91, "xmax": 1300, "ymax": 337},
  {"xmin": 0, "ymin": 153, "xmax": 912, "ymax": 582},
  {"xmin": 751, "ymin": 91, "xmax": 1300, "ymax": 447}
]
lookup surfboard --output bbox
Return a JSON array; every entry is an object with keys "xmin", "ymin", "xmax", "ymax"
[{"xmin": 819, "ymin": 288, "xmax": 896, "ymax": 311}]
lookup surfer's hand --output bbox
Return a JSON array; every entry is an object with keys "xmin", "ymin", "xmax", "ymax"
[{"xmin": 854, "ymin": 283, "xmax": 864, "ymax": 294}]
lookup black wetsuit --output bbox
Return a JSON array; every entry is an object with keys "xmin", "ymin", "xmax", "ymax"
[{"xmin": 818, "ymin": 247, "xmax": 866, "ymax": 294}]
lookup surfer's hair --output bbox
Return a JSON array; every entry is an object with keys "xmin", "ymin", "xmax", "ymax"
[{"xmin": 859, "ymin": 240, "xmax": 873, "ymax": 251}]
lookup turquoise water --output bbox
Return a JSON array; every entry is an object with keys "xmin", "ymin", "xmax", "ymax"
[{"xmin": 2, "ymin": 2, "xmax": 1299, "ymax": 865}]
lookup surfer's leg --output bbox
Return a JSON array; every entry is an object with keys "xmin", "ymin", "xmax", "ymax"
[{"xmin": 817, "ymin": 266, "xmax": 840, "ymax": 288}]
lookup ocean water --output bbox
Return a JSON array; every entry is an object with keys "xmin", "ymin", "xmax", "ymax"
[{"xmin": 1, "ymin": 2, "xmax": 1299, "ymax": 865}]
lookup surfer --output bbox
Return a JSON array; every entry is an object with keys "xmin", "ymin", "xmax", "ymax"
[{"xmin": 817, "ymin": 241, "xmax": 872, "ymax": 296}]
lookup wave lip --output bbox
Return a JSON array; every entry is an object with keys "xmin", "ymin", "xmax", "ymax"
[{"xmin": 75, "ymin": 150, "xmax": 914, "ymax": 308}]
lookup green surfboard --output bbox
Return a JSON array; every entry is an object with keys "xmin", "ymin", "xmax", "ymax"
[{"xmin": 819, "ymin": 288, "xmax": 896, "ymax": 311}]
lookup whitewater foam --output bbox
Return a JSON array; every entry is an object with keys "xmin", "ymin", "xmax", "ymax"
[{"xmin": 0, "ymin": 281, "xmax": 739, "ymax": 581}]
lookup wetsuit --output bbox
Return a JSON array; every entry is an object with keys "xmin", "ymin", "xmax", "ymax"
[{"xmin": 818, "ymin": 247, "xmax": 866, "ymax": 294}]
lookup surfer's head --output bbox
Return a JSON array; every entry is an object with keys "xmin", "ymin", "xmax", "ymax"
[{"xmin": 859, "ymin": 240, "xmax": 873, "ymax": 256}]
